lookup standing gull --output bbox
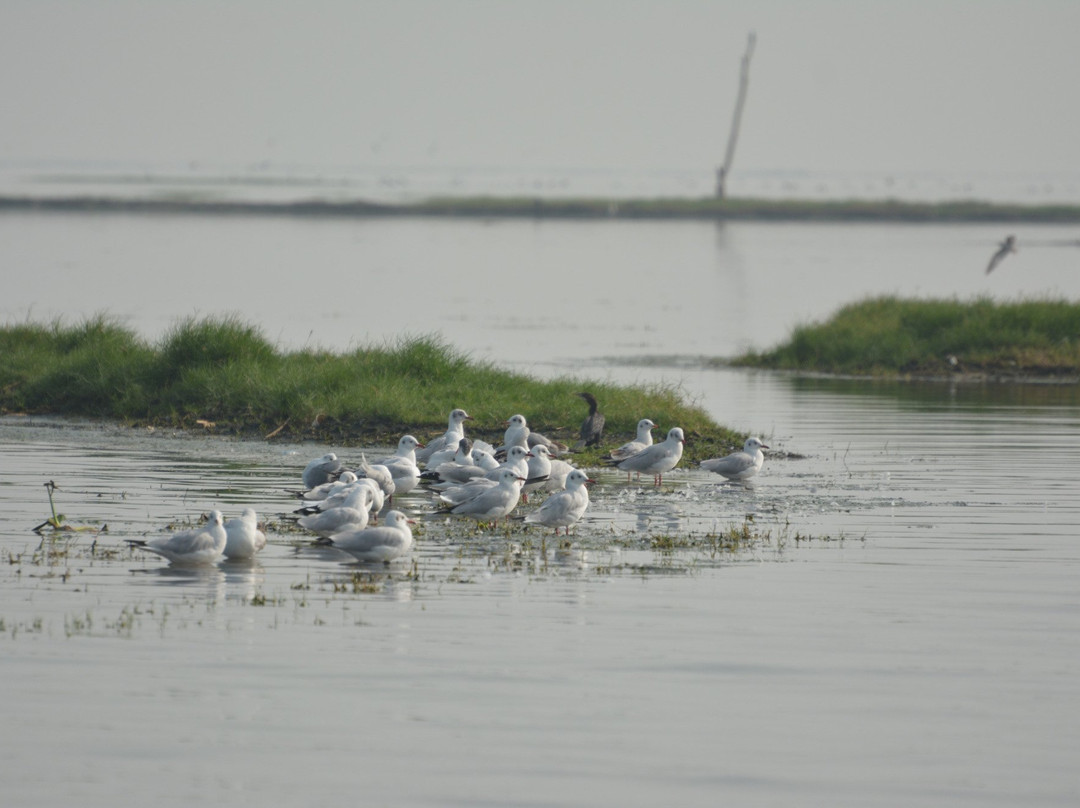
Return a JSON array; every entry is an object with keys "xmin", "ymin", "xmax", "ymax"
[
  {"xmin": 450, "ymin": 468, "xmax": 525, "ymax": 525},
  {"xmin": 415, "ymin": 408, "xmax": 473, "ymax": 464},
  {"xmin": 524, "ymin": 468, "xmax": 593, "ymax": 535},
  {"xmin": 127, "ymin": 510, "xmax": 227, "ymax": 566},
  {"xmin": 522, "ymin": 442, "xmax": 553, "ymax": 501},
  {"xmin": 432, "ymin": 446, "xmax": 532, "ymax": 506},
  {"xmin": 617, "ymin": 427, "xmax": 685, "ymax": 486},
  {"xmin": 374, "ymin": 435, "xmax": 424, "ymax": 496},
  {"xmin": 496, "ymin": 414, "xmax": 530, "ymax": 456},
  {"xmin": 544, "ymin": 450, "xmax": 577, "ymax": 492},
  {"xmin": 605, "ymin": 418, "xmax": 658, "ymax": 480},
  {"xmin": 700, "ymin": 437, "xmax": 769, "ymax": 482}
]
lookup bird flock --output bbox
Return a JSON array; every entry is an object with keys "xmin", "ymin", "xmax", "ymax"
[{"xmin": 126, "ymin": 399, "xmax": 770, "ymax": 567}]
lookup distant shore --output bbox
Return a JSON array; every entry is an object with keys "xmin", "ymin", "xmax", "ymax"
[{"xmin": 3, "ymin": 194, "xmax": 1080, "ymax": 223}]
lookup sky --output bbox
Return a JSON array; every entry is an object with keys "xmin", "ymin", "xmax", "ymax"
[{"xmin": 2, "ymin": 0, "xmax": 1079, "ymax": 178}]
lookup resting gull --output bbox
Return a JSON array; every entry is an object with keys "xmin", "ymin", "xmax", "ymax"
[
  {"xmin": 127, "ymin": 510, "xmax": 227, "ymax": 566},
  {"xmin": 317, "ymin": 510, "xmax": 415, "ymax": 563},
  {"xmin": 223, "ymin": 507, "xmax": 267, "ymax": 560},
  {"xmin": 302, "ymin": 452, "xmax": 344, "ymax": 489},
  {"xmin": 700, "ymin": 437, "xmax": 769, "ymax": 481}
]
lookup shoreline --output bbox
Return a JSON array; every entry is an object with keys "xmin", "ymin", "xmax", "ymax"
[{"xmin": 3, "ymin": 193, "xmax": 1080, "ymax": 223}]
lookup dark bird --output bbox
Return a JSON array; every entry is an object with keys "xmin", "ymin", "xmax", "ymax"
[
  {"xmin": 986, "ymin": 235, "xmax": 1017, "ymax": 274},
  {"xmin": 575, "ymin": 391, "xmax": 605, "ymax": 449}
]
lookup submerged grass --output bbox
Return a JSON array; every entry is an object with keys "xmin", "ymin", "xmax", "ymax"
[
  {"xmin": 0, "ymin": 315, "xmax": 741, "ymax": 460},
  {"xmin": 732, "ymin": 295, "xmax": 1080, "ymax": 378}
]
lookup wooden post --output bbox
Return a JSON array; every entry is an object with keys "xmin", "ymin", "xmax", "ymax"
[{"xmin": 716, "ymin": 32, "xmax": 756, "ymax": 199}]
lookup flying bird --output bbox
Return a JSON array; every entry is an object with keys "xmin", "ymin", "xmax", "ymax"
[{"xmin": 986, "ymin": 235, "xmax": 1017, "ymax": 274}]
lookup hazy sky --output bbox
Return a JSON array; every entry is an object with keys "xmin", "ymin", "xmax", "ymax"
[{"xmin": 2, "ymin": 0, "xmax": 1078, "ymax": 176}]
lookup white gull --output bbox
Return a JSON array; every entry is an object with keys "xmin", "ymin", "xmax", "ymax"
[
  {"xmin": 524, "ymin": 468, "xmax": 593, "ymax": 535},
  {"xmin": 297, "ymin": 486, "xmax": 374, "ymax": 537},
  {"xmin": 302, "ymin": 452, "xmax": 344, "ymax": 489},
  {"xmin": 223, "ymin": 507, "xmax": 267, "ymax": 560},
  {"xmin": 318, "ymin": 509, "xmax": 415, "ymax": 563},
  {"xmin": 450, "ymin": 468, "xmax": 524, "ymax": 524},
  {"xmin": 415, "ymin": 408, "xmax": 472, "ymax": 464},
  {"xmin": 700, "ymin": 437, "xmax": 769, "ymax": 481},
  {"xmin": 127, "ymin": 510, "xmax": 227, "ymax": 566},
  {"xmin": 617, "ymin": 426, "xmax": 685, "ymax": 485}
]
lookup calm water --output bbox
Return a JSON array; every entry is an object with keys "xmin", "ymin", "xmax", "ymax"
[
  {"xmin": 1, "ymin": 210, "xmax": 1079, "ymax": 806},
  {"xmin": 3, "ymin": 211, "xmax": 1080, "ymax": 364}
]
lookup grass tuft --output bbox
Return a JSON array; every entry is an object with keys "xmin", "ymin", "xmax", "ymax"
[
  {"xmin": 1, "ymin": 315, "xmax": 741, "ymax": 458},
  {"xmin": 733, "ymin": 295, "xmax": 1080, "ymax": 377}
]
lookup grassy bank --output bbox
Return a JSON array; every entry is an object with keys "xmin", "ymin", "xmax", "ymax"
[
  {"xmin": 3, "ymin": 194, "xmax": 1080, "ymax": 223},
  {"xmin": 731, "ymin": 296, "xmax": 1080, "ymax": 379},
  {"xmin": 0, "ymin": 316, "xmax": 742, "ymax": 462}
]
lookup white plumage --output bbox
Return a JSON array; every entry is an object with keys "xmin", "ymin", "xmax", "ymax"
[
  {"xmin": 700, "ymin": 437, "xmax": 769, "ymax": 481},
  {"xmin": 223, "ymin": 507, "xmax": 267, "ymax": 560},
  {"xmin": 127, "ymin": 510, "xmax": 227, "ymax": 566},
  {"xmin": 617, "ymin": 427, "xmax": 685, "ymax": 485}
]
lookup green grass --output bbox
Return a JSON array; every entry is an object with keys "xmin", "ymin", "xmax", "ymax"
[
  {"xmin": 732, "ymin": 296, "xmax": 1080, "ymax": 377},
  {"xmin": 0, "ymin": 315, "xmax": 742, "ymax": 461}
]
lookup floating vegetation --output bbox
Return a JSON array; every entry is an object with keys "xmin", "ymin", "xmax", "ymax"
[{"xmin": 31, "ymin": 480, "xmax": 107, "ymax": 536}]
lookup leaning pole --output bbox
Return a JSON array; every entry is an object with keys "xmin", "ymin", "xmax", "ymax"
[{"xmin": 716, "ymin": 32, "xmax": 757, "ymax": 199}]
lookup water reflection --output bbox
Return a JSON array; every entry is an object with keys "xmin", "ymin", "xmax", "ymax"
[
  {"xmin": 129, "ymin": 563, "xmax": 226, "ymax": 593},
  {"xmin": 324, "ymin": 566, "xmax": 416, "ymax": 602},
  {"xmin": 785, "ymin": 374, "xmax": 1080, "ymax": 408},
  {"xmin": 221, "ymin": 557, "xmax": 266, "ymax": 588}
]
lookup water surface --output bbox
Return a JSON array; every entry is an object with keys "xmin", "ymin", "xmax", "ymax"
[{"xmin": 1, "ymin": 212, "xmax": 1078, "ymax": 806}]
